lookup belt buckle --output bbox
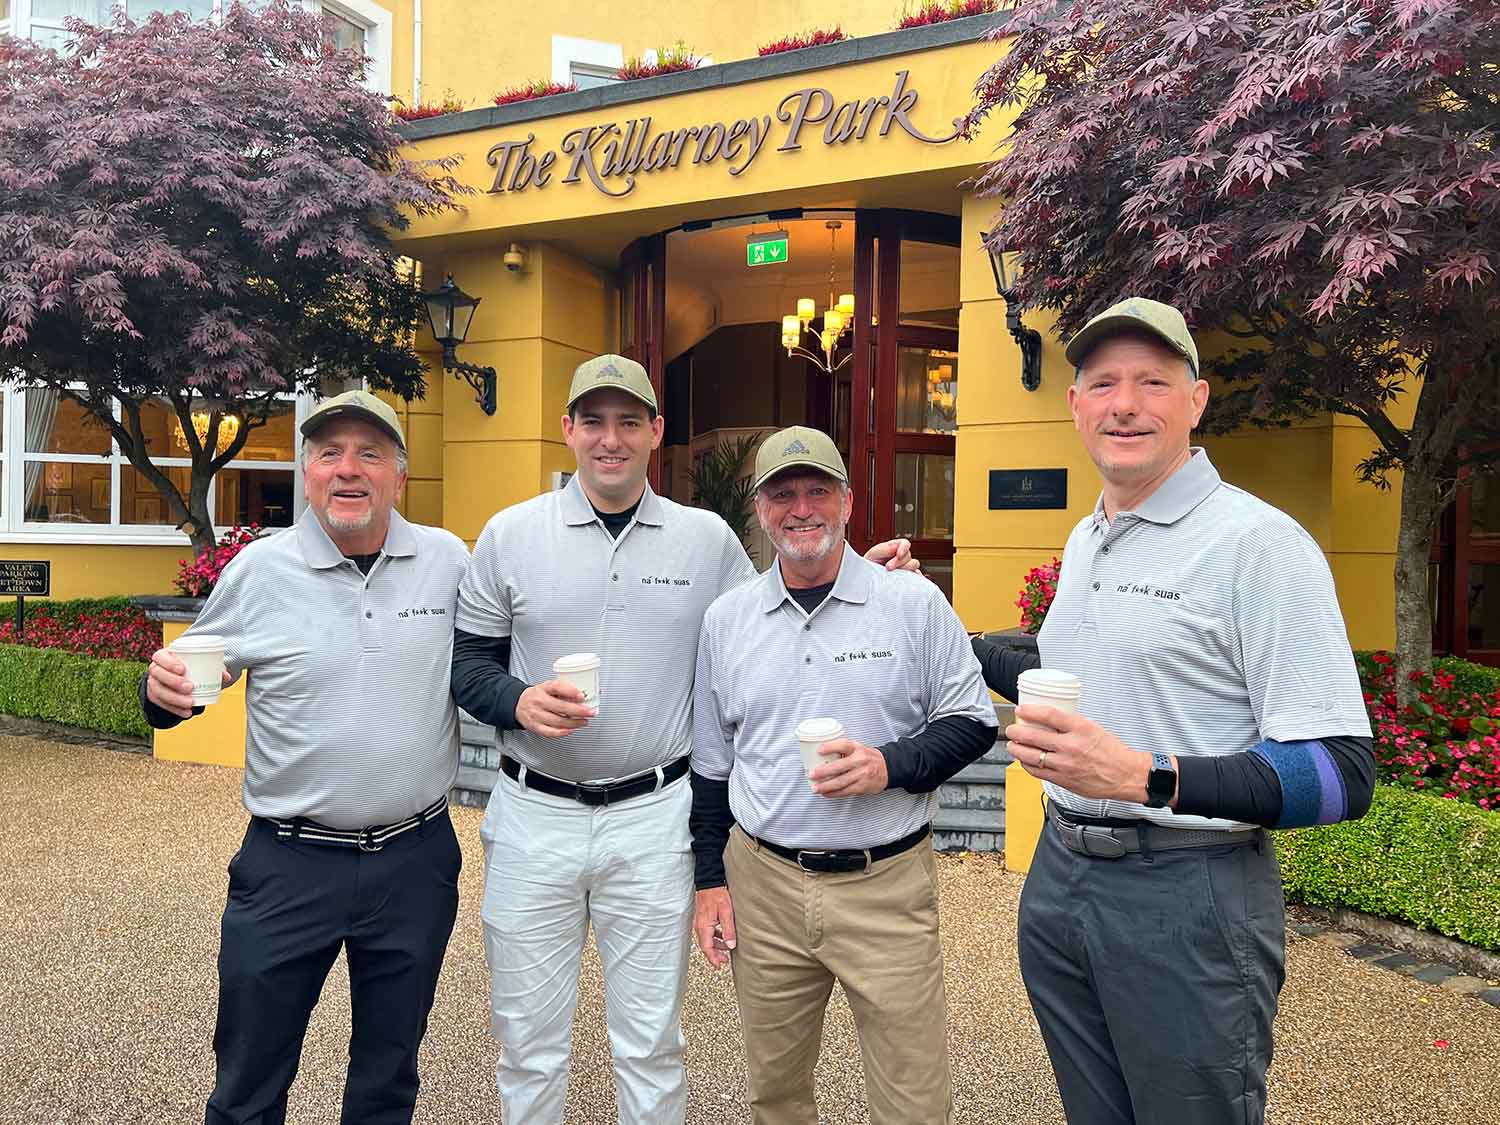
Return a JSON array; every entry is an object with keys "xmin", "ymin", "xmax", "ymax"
[
  {"xmin": 357, "ymin": 829, "xmax": 383, "ymax": 853},
  {"xmin": 796, "ymin": 849, "xmax": 829, "ymax": 872},
  {"xmin": 576, "ymin": 782, "xmax": 611, "ymax": 807},
  {"xmin": 1077, "ymin": 825, "xmax": 1127, "ymax": 859}
]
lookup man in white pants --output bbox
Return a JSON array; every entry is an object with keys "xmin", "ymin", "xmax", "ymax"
[{"xmin": 449, "ymin": 354, "xmax": 914, "ymax": 1122}]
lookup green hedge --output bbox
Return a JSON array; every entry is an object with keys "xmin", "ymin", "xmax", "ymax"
[
  {"xmin": 1277, "ymin": 784, "xmax": 1500, "ymax": 952},
  {"xmin": 0, "ymin": 643, "xmax": 149, "ymax": 738},
  {"xmin": 1434, "ymin": 655, "xmax": 1500, "ymax": 696},
  {"xmin": 0, "ymin": 596, "xmax": 137, "ymax": 627}
]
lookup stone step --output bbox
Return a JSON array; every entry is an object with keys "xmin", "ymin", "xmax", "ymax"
[
  {"xmin": 953, "ymin": 761, "xmax": 1005, "ymax": 785},
  {"xmin": 933, "ymin": 806, "xmax": 1004, "ymax": 833},
  {"xmin": 454, "ymin": 763, "xmax": 498, "ymax": 796}
]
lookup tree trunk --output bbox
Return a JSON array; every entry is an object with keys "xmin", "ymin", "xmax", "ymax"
[
  {"xmin": 184, "ymin": 464, "xmax": 217, "ymax": 559},
  {"xmin": 1393, "ymin": 461, "xmax": 1440, "ymax": 708}
]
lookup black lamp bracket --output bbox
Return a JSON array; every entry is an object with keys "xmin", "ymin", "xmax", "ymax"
[
  {"xmin": 441, "ymin": 344, "xmax": 498, "ymax": 415},
  {"xmin": 1004, "ymin": 299, "xmax": 1044, "ymax": 392}
]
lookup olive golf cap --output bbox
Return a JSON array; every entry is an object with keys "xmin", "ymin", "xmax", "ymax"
[
  {"xmin": 567, "ymin": 353, "xmax": 658, "ymax": 413},
  {"xmin": 300, "ymin": 389, "xmax": 406, "ymax": 451},
  {"xmin": 753, "ymin": 425, "xmax": 848, "ymax": 491},
  {"xmin": 1064, "ymin": 296, "xmax": 1200, "ymax": 376}
]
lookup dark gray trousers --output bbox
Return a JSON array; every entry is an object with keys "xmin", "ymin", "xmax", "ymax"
[{"xmin": 1018, "ymin": 821, "xmax": 1285, "ymax": 1125}]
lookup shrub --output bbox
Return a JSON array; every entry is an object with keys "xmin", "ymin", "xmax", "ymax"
[
  {"xmin": 759, "ymin": 28, "xmax": 847, "ymax": 55},
  {"xmin": 1435, "ymin": 655, "xmax": 1500, "ymax": 697},
  {"xmin": 897, "ymin": 0, "xmax": 997, "ymax": 30},
  {"xmin": 1356, "ymin": 650, "xmax": 1500, "ymax": 811},
  {"xmin": 1277, "ymin": 784, "xmax": 1500, "ymax": 952},
  {"xmin": 393, "ymin": 92, "xmax": 465, "ymax": 121},
  {"xmin": 0, "ymin": 644, "xmax": 150, "ymax": 738},
  {"xmin": 492, "ymin": 79, "xmax": 577, "ymax": 107},
  {"xmin": 175, "ymin": 525, "xmax": 261, "ymax": 598},
  {"xmin": 1016, "ymin": 557, "xmax": 1060, "ymax": 634},
  {"xmin": 0, "ymin": 606, "xmax": 159, "ymax": 662},
  {"xmin": 619, "ymin": 41, "xmax": 700, "ymax": 80}
]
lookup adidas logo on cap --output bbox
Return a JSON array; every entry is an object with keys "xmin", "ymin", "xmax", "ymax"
[{"xmin": 783, "ymin": 439, "xmax": 811, "ymax": 455}]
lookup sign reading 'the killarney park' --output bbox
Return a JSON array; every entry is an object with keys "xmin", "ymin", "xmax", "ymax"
[{"xmin": 485, "ymin": 70, "xmax": 963, "ymax": 199}]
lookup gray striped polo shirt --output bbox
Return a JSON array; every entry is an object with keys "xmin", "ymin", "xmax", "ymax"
[
  {"xmin": 457, "ymin": 477, "xmax": 756, "ymax": 782},
  {"xmin": 694, "ymin": 543, "xmax": 998, "ymax": 849},
  {"xmin": 1039, "ymin": 449, "xmax": 1371, "ymax": 830},
  {"xmin": 182, "ymin": 509, "xmax": 470, "ymax": 829}
]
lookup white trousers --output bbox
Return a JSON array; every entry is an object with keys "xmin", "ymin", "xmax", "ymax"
[{"xmin": 479, "ymin": 767, "xmax": 694, "ymax": 1124}]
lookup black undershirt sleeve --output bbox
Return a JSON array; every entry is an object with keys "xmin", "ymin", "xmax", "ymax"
[
  {"xmin": 970, "ymin": 635, "xmax": 1042, "ymax": 702},
  {"xmin": 450, "ymin": 629, "xmax": 525, "ymax": 730},
  {"xmin": 138, "ymin": 675, "xmax": 200, "ymax": 730},
  {"xmin": 878, "ymin": 714, "xmax": 997, "ymax": 794},
  {"xmin": 689, "ymin": 771, "xmax": 736, "ymax": 890},
  {"xmin": 1173, "ymin": 734, "xmax": 1374, "ymax": 826}
]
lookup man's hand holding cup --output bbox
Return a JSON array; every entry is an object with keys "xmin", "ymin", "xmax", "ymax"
[
  {"xmin": 147, "ymin": 640, "xmax": 231, "ymax": 719},
  {"xmin": 516, "ymin": 680, "xmax": 596, "ymax": 738}
]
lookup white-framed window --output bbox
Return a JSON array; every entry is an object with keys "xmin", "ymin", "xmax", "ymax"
[
  {"xmin": 552, "ymin": 34, "xmax": 622, "ymax": 88},
  {"xmin": 313, "ymin": 0, "xmax": 391, "ymax": 95},
  {"xmin": 0, "ymin": 0, "xmax": 12, "ymax": 36},
  {"xmin": 26, "ymin": 0, "xmax": 212, "ymax": 50},
  {"xmin": 1, "ymin": 384, "xmax": 307, "ymax": 544}
]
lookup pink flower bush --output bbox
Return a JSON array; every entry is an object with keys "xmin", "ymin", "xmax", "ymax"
[
  {"xmin": 1017, "ymin": 557, "xmax": 1061, "ymax": 634},
  {"xmin": 1357, "ymin": 651, "xmax": 1500, "ymax": 812},
  {"xmin": 0, "ymin": 608, "xmax": 160, "ymax": 661},
  {"xmin": 174, "ymin": 525, "xmax": 261, "ymax": 598}
]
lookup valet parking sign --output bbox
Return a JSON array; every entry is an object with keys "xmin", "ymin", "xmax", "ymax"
[{"xmin": 484, "ymin": 70, "xmax": 965, "ymax": 199}]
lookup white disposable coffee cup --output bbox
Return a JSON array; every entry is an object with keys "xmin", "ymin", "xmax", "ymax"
[
  {"xmin": 553, "ymin": 652, "xmax": 601, "ymax": 709},
  {"xmin": 170, "ymin": 633, "xmax": 227, "ymax": 705},
  {"xmin": 1015, "ymin": 668, "xmax": 1083, "ymax": 726},
  {"xmin": 796, "ymin": 717, "xmax": 845, "ymax": 786}
]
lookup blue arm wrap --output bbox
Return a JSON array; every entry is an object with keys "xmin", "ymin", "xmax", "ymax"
[{"xmin": 1249, "ymin": 739, "xmax": 1347, "ymax": 828}]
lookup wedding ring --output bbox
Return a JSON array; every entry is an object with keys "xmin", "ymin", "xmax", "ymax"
[{"xmin": 1038, "ymin": 750, "xmax": 1049, "ymax": 769}]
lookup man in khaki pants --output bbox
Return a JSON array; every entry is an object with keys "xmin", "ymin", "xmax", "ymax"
[{"xmin": 689, "ymin": 426, "xmax": 997, "ymax": 1124}]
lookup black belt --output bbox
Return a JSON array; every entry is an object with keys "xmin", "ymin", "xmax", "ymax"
[
  {"xmin": 1047, "ymin": 803, "xmax": 1261, "ymax": 859},
  {"xmin": 501, "ymin": 754, "xmax": 690, "ymax": 807},
  {"xmin": 752, "ymin": 823, "xmax": 931, "ymax": 874},
  {"xmin": 267, "ymin": 795, "xmax": 449, "ymax": 853}
]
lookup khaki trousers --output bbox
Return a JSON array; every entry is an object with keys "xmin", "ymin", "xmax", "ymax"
[{"xmin": 724, "ymin": 826, "xmax": 953, "ymax": 1125}]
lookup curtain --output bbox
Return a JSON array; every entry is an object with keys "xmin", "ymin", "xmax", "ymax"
[{"xmin": 23, "ymin": 387, "xmax": 61, "ymax": 518}]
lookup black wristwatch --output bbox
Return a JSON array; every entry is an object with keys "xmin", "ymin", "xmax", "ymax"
[{"xmin": 1144, "ymin": 751, "xmax": 1177, "ymax": 809}]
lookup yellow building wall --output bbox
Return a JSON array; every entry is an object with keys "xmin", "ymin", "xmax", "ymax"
[
  {"xmin": 404, "ymin": 2, "xmax": 949, "ymax": 111},
  {"xmin": 0, "ymin": 543, "xmax": 185, "ymax": 599}
]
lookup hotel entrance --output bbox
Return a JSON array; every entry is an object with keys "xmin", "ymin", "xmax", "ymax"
[{"xmin": 618, "ymin": 208, "xmax": 961, "ymax": 596}]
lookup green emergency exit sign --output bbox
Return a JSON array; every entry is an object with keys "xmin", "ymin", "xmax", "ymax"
[{"xmin": 746, "ymin": 233, "xmax": 789, "ymax": 267}]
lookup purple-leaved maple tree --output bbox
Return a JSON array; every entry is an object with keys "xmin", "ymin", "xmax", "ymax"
[
  {"xmin": 968, "ymin": 0, "xmax": 1500, "ymax": 701},
  {"xmin": 0, "ymin": 2, "xmax": 468, "ymax": 559}
]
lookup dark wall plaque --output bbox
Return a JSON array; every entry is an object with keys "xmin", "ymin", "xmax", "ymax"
[
  {"xmin": 0, "ymin": 560, "xmax": 50, "ymax": 596},
  {"xmin": 989, "ymin": 469, "xmax": 1067, "ymax": 511}
]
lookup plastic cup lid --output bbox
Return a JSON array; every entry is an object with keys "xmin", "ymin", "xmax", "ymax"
[
  {"xmin": 553, "ymin": 652, "xmax": 601, "ymax": 673},
  {"xmin": 796, "ymin": 717, "xmax": 844, "ymax": 741},
  {"xmin": 170, "ymin": 634, "xmax": 226, "ymax": 653},
  {"xmin": 1017, "ymin": 668, "xmax": 1083, "ymax": 696}
]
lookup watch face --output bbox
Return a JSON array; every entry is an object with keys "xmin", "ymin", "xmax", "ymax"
[{"xmin": 1146, "ymin": 754, "xmax": 1176, "ymax": 807}]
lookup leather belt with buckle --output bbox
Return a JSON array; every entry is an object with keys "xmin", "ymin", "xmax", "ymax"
[
  {"xmin": 752, "ymin": 824, "xmax": 931, "ymax": 873},
  {"xmin": 1047, "ymin": 803, "xmax": 1260, "ymax": 859},
  {"xmin": 502, "ymin": 754, "xmax": 690, "ymax": 807}
]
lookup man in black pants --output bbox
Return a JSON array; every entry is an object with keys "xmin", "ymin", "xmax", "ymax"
[
  {"xmin": 143, "ymin": 391, "xmax": 470, "ymax": 1125},
  {"xmin": 985, "ymin": 298, "xmax": 1375, "ymax": 1124}
]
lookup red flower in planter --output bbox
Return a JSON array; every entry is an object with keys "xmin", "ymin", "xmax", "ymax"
[
  {"xmin": 174, "ymin": 525, "xmax": 262, "ymax": 599},
  {"xmin": 759, "ymin": 28, "xmax": 847, "ymax": 56},
  {"xmin": 1016, "ymin": 557, "xmax": 1062, "ymax": 634},
  {"xmin": 493, "ymin": 80, "xmax": 577, "ymax": 106}
]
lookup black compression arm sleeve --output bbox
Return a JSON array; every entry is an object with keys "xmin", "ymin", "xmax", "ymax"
[
  {"xmin": 1174, "ymin": 734, "xmax": 1375, "ymax": 827},
  {"xmin": 138, "ymin": 673, "xmax": 201, "ymax": 730},
  {"xmin": 878, "ymin": 714, "xmax": 997, "ymax": 794},
  {"xmin": 971, "ymin": 636, "xmax": 1042, "ymax": 702},
  {"xmin": 450, "ymin": 628, "xmax": 527, "ymax": 730},
  {"xmin": 689, "ymin": 770, "xmax": 736, "ymax": 890}
]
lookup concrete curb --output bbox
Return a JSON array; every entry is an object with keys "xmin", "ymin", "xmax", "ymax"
[{"xmin": 0, "ymin": 713, "xmax": 150, "ymax": 754}]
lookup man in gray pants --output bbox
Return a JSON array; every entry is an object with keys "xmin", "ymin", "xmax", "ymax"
[{"xmin": 1002, "ymin": 298, "xmax": 1375, "ymax": 1124}]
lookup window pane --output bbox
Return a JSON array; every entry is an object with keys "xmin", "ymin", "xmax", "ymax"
[
  {"xmin": 136, "ymin": 397, "xmax": 290, "ymax": 459},
  {"xmin": 896, "ymin": 346, "xmax": 957, "ymax": 434},
  {"xmin": 898, "ymin": 240, "xmax": 959, "ymax": 329},
  {"xmin": 0, "ymin": 0, "xmax": 11, "ymax": 22},
  {"xmin": 1467, "ymin": 563, "xmax": 1500, "ymax": 651},
  {"xmin": 122, "ymin": 464, "xmax": 187, "ymax": 526},
  {"xmin": 215, "ymin": 467, "xmax": 294, "ymax": 528},
  {"xmin": 25, "ymin": 459, "xmax": 109, "ymax": 523},
  {"xmin": 322, "ymin": 8, "xmax": 365, "ymax": 53},
  {"xmin": 1472, "ymin": 475, "xmax": 1500, "ymax": 539},
  {"xmin": 620, "ymin": 271, "xmax": 637, "ymax": 349},
  {"xmin": 893, "ymin": 453, "xmax": 954, "ymax": 540},
  {"xmin": 238, "ymin": 401, "xmax": 295, "ymax": 461},
  {"xmin": 25, "ymin": 392, "xmax": 112, "ymax": 455},
  {"xmin": 129, "ymin": 0, "xmax": 213, "ymax": 16},
  {"xmin": 32, "ymin": 0, "xmax": 106, "ymax": 20},
  {"xmin": 570, "ymin": 63, "xmax": 618, "ymax": 90},
  {"xmin": 921, "ymin": 561, "xmax": 953, "ymax": 602}
]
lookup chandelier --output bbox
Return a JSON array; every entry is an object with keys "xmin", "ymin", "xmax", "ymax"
[
  {"xmin": 781, "ymin": 219, "xmax": 855, "ymax": 373},
  {"xmin": 175, "ymin": 408, "xmax": 241, "ymax": 453}
]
